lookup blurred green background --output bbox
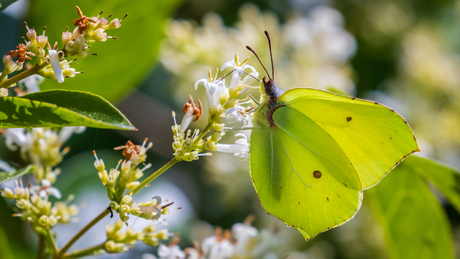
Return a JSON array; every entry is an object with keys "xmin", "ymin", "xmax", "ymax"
[{"xmin": 1, "ymin": 0, "xmax": 460, "ymax": 258}]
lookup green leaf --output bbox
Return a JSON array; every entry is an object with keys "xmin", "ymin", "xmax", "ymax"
[
  {"xmin": 28, "ymin": 0, "xmax": 183, "ymax": 103},
  {"xmin": 403, "ymin": 155, "xmax": 460, "ymax": 212},
  {"xmin": 0, "ymin": 165, "xmax": 34, "ymax": 184},
  {"xmin": 0, "ymin": 90, "xmax": 135, "ymax": 130},
  {"xmin": 0, "ymin": 0, "xmax": 17, "ymax": 12},
  {"xmin": 366, "ymin": 157, "xmax": 454, "ymax": 259}
]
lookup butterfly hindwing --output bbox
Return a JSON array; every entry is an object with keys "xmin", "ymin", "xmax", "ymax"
[
  {"xmin": 250, "ymin": 106, "xmax": 362, "ymax": 240},
  {"xmin": 278, "ymin": 88, "xmax": 420, "ymax": 189}
]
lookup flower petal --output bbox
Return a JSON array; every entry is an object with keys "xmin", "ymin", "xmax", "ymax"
[{"xmin": 48, "ymin": 50, "xmax": 64, "ymax": 83}]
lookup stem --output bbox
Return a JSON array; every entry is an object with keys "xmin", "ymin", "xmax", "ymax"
[
  {"xmin": 62, "ymin": 242, "xmax": 105, "ymax": 259},
  {"xmin": 55, "ymin": 208, "xmax": 110, "ymax": 259},
  {"xmin": 43, "ymin": 228, "xmax": 58, "ymax": 256},
  {"xmin": 37, "ymin": 234, "xmax": 45, "ymax": 259},
  {"xmin": 131, "ymin": 158, "xmax": 179, "ymax": 195},
  {"xmin": 0, "ymin": 63, "xmax": 44, "ymax": 89},
  {"xmin": 0, "ymin": 69, "xmax": 7, "ymax": 82},
  {"xmin": 190, "ymin": 121, "xmax": 214, "ymax": 150}
]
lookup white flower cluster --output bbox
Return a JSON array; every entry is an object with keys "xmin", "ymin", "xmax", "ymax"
[
  {"xmin": 171, "ymin": 54, "xmax": 258, "ymax": 162},
  {"xmin": 1, "ymin": 178, "xmax": 78, "ymax": 227},
  {"xmin": 4, "ymin": 127, "xmax": 85, "ymax": 182},
  {"xmin": 144, "ymin": 217, "xmax": 279, "ymax": 259}
]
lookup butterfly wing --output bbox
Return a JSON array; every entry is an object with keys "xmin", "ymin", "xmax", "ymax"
[
  {"xmin": 250, "ymin": 88, "xmax": 419, "ymax": 239},
  {"xmin": 250, "ymin": 106, "xmax": 363, "ymax": 240},
  {"xmin": 278, "ymin": 88, "xmax": 420, "ymax": 189}
]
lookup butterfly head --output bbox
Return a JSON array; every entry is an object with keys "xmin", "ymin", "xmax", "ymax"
[
  {"xmin": 247, "ymin": 31, "xmax": 286, "ymax": 128},
  {"xmin": 246, "ymin": 31, "xmax": 284, "ymax": 104}
]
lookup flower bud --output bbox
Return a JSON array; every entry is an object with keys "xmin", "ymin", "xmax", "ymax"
[
  {"xmin": 26, "ymin": 28, "xmax": 37, "ymax": 41},
  {"xmin": 94, "ymin": 158, "xmax": 105, "ymax": 172},
  {"xmin": 62, "ymin": 31, "xmax": 72, "ymax": 45},
  {"xmin": 143, "ymin": 236, "xmax": 159, "ymax": 247},
  {"xmin": 213, "ymin": 123, "xmax": 225, "ymax": 132},
  {"xmin": 36, "ymin": 35, "xmax": 48, "ymax": 49},
  {"xmin": 143, "ymin": 225, "xmax": 156, "ymax": 233},
  {"xmin": 0, "ymin": 88, "xmax": 8, "ymax": 97},
  {"xmin": 38, "ymin": 215, "xmax": 50, "ymax": 227},
  {"xmin": 120, "ymin": 204, "xmax": 130, "ymax": 214},
  {"xmin": 105, "ymin": 18, "xmax": 121, "ymax": 30},
  {"xmin": 16, "ymin": 199, "xmax": 30, "ymax": 209},
  {"xmin": 1, "ymin": 188, "xmax": 15, "ymax": 199},
  {"xmin": 105, "ymin": 240, "xmax": 127, "ymax": 253},
  {"xmin": 155, "ymin": 229, "xmax": 169, "ymax": 240},
  {"xmin": 126, "ymin": 181, "xmax": 140, "ymax": 190},
  {"xmin": 121, "ymin": 195, "xmax": 132, "ymax": 205}
]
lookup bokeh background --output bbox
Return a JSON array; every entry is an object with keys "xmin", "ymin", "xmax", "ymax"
[{"xmin": 1, "ymin": 0, "xmax": 460, "ymax": 258}]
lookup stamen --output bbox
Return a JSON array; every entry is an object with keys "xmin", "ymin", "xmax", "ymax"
[
  {"xmin": 172, "ymin": 111, "xmax": 178, "ymax": 126},
  {"xmin": 160, "ymin": 202, "xmax": 174, "ymax": 209},
  {"xmin": 141, "ymin": 163, "xmax": 152, "ymax": 172},
  {"xmin": 106, "ymin": 14, "xmax": 113, "ymax": 19},
  {"xmin": 115, "ymin": 159, "xmax": 122, "ymax": 170},
  {"xmin": 120, "ymin": 13, "xmax": 128, "ymax": 21},
  {"xmin": 93, "ymin": 150, "xmax": 99, "ymax": 160},
  {"xmin": 62, "ymin": 147, "xmax": 71, "ymax": 156}
]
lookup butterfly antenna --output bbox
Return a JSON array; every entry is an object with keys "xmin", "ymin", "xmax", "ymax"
[
  {"xmin": 246, "ymin": 45, "xmax": 272, "ymax": 80},
  {"xmin": 264, "ymin": 31, "xmax": 275, "ymax": 80}
]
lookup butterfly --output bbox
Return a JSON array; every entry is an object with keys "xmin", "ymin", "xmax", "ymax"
[{"xmin": 247, "ymin": 31, "xmax": 420, "ymax": 240}]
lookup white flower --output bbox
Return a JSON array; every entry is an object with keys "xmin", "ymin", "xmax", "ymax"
[
  {"xmin": 48, "ymin": 50, "xmax": 64, "ymax": 83},
  {"xmin": 215, "ymin": 133, "xmax": 249, "ymax": 160},
  {"xmin": 0, "ymin": 88, "xmax": 8, "ymax": 97},
  {"xmin": 201, "ymin": 234, "xmax": 234, "ymax": 259},
  {"xmin": 180, "ymin": 106, "xmax": 195, "ymax": 132},
  {"xmin": 232, "ymin": 222, "xmax": 258, "ymax": 256},
  {"xmin": 59, "ymin": 126, "xmax": 86, "ymax": 143},
  {"xmin": 18, "ymin": 74, "xmax": 44, "ymax": 94},
  {"xmin": 30, "ymin": 179, "xmax": 61, "ymax": 199},
  {"xmin": 221, "ymin": 53, "xmax": 258, "ymax": 92},
  {"xmin": 218, "ymin": 105, "xmax": 252, "ymax": 129},
  {"xmin": 158, "ymin": 244, "xmax": 185, "ymax": 259},
  {"xmin": 4, "ymin": 128, "xmax": 27, "ymax": 151},
  {"xmin": 195, "ymin": 69, "xmax": 229, "ymax": 115}
]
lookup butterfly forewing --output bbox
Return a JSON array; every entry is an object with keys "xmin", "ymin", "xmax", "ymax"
[
  {"xmin": 250, "ymin": 106, "xmax": 362, "ymax": 240},
  {"xmin": 279, "ymin": 88, "xmax": 420, "ymax": 189}
]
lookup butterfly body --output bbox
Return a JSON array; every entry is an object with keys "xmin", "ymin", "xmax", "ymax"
[{"xmin": 254, "ymin": 78, "xmax": 285, "ymax": 128}]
